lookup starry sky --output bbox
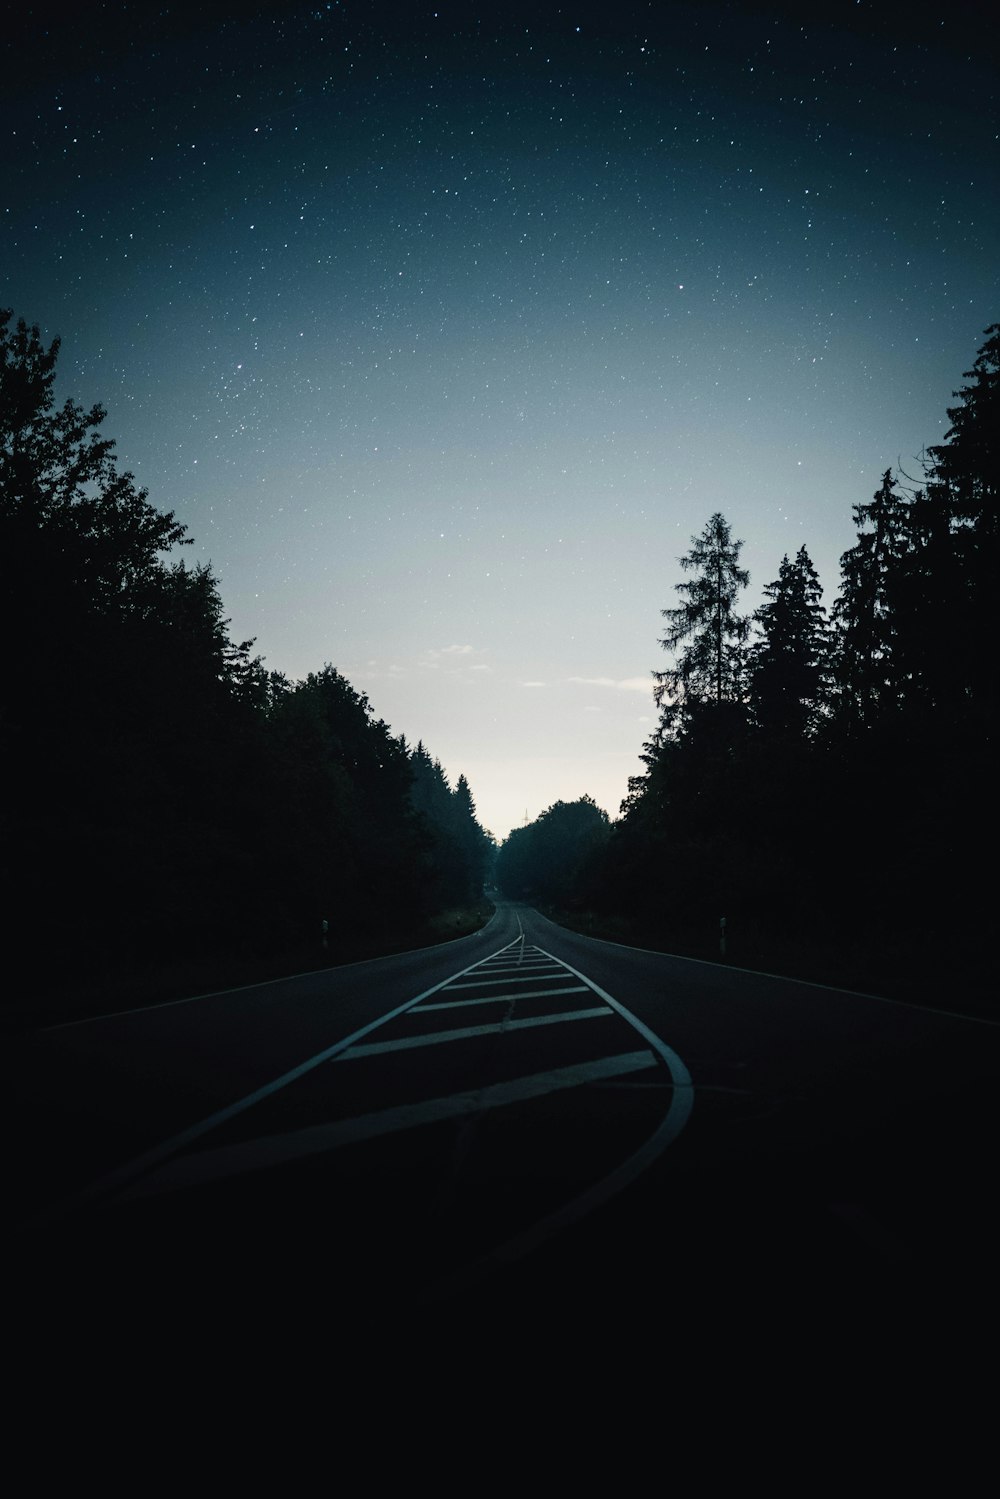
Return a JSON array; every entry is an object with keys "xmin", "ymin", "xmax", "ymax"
[{"xmin": 5, "ymin": 1, "xmax": 998, "ymax": 839}]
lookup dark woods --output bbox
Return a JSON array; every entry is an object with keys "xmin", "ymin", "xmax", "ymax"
[
  {"xmin": 0, "ymin": 310, "xmax": 493, "ymax": 1018},
  {"xmin": 5, "ymin": 307, "xmax": 995, "ymax": 1012},
  {"xmin": 502, "ymin": 326, "xmax": 999, "ymax": 1004}
]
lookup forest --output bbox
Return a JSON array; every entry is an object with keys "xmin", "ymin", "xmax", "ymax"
[
  {"xmin": 0, "ymin": 309, "xmax": 493, "ymax": 1024},
  {"xmin": 4, "ymin": 308, "xmax": 996, "ymax": 1021},
  {"xmin": 498, "ymin": 325, "xmax": 998, "ymax": 1010}
]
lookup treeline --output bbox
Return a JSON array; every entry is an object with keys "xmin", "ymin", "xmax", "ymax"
[
  {"xmin": 502, "ymin": 324, "xmax": 999, "ymax": 998},
  {"xmin": 496, "ymin": 796, "xmax": 611, "ymax": 905},
  {"xmin": 0, "ymin": 309, "xmax": 492, "ymax": 1004}
]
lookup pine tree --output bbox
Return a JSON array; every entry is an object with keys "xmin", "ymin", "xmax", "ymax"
[
  {"xmin": 655, "ymin": 512, "xmax": 750, "ymax": 713},
  {"xmin": 920, "ymin": 323, "xmax": 1000, "ymax": 730},
  {"xmin": 750, "ymin": 546, "xmax": 831, "ymax": 740},
  {"xmin": 452, "ymin": 773, "xmax": 488, "ymax": 900},
  {"xmin": 831, "ymin": 470, "xmax": 910, "ymax": 732},
  {"xmin": 926, "ymin": 323, "xmax": 1000, "ymax": 539}
]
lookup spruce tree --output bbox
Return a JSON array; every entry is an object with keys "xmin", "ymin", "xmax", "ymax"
[
  {"xmin": 921, "ymin": 323, "xmax": 1000, "ymax": 731},
  {"xmin": 831, "ymin": 470, "xmax": 910, "ymax": 733},
  {"xmin": 926, "ymin": 323, "xmax": 1000, "ymax": 539},
  {"xmin": 750, "ymin": 546, "xmax": 831, "ymax": 741},
  {"xmin": 655, "ymin": 512, "xmax": 751, "ymax": 713}
]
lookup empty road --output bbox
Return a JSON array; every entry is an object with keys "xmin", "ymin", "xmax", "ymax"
[{"xmin": 11, "ymin": 898, "xmax": 999, "ymax": 1357}]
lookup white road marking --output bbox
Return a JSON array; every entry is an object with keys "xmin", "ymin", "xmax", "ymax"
[
  {"xmin": 464, "ymin": 971, "xmax": 560, "ymax": 983},
  {"xmin": 123, "ymin": 1051, "xmax": 659, "ymax": 1199},
  {"xmin": 23, "ymin": 935, "xmax": 527, "ymax": 1226},
  {"xmin": 336, "ymin": 1006, "xmax": 613, "ymax": 1058},
  {"xmin": 533, "ymin": 944, "xmax": 695, "ymax": 1086},
  {"xmin": 447, "ymin": 971, "xmax": 573, "ymax": 989},
  {"xmin": 419, "ymin": 986, "xmax": 589, "ymax": 1010},
  {"xmin": 422, "ymin": 940, "xmax": 696, "ymax": 1303},
  {"xmin": 39, "ymin": 906, "xmax": 505, "ymax": 1031},
  {"xmin": 26, "ymin": 917, "xmax": 699, "ymax": 1274},
  {"xmin": 468, "ymin": 963, "xmax": 560, "ymax": 975},
  {"xmin": 526, "ymin": 907, "xmax": 1000, "ymax": 1026}
]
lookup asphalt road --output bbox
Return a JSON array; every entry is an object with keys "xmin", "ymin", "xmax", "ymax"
[{"xmin": 11, "ymin": 897, "xmax": 1000, "ymax": 1362}]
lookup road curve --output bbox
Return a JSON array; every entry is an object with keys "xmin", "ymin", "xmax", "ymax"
[{"xmin": 10, "ymin": 897, "xmax": 1000, "ymax": 1355}]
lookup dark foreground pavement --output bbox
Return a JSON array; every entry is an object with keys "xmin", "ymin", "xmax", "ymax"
[{"xmin": 10, "ymin": 899, "xmax": 999, "ymax": 1380}]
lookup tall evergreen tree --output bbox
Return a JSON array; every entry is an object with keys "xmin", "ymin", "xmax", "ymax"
[
  {"xmin": 749, "ymin": 546, "xmax": 831, "ymax": 741},
  {"xmin": 452, "ymin": 773, "xmax": 488, "ymax": 898},
  {"xmin": 920, "ymin": 323, "xmax": 1000, "ymax": 732},
  {"xmin": 830, "ymin": 470, "xmax": 910, "ymax": 732},
  {"xmin": 926, "ymin": 323, "xmax": 1000, "ymax": 539},
  {"xmin": 655, "ymin": 512, "xmax": 750, "ymax": 713}
]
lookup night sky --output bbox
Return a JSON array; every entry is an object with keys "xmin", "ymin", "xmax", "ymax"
[{"xmin": 5, "ymin": 1, "xmax": 997, "ymax": 838}]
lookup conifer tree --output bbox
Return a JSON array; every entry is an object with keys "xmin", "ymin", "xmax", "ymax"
[
  {"xmin": 655, "ymin": 512, "xmax": 750, "ymax": 714},
  {"xmin": 919, "ymin": 324, "xmax": 1000, "ymax": 730},
  {"xmin": 750, "ymin": 546, "xmax": 831, "ymax": 740},
  {"xmin": 831, "ymin": 470, "xmax": 910, "ymax": 732},
  {"xmin": 926, "ymin": 323, "xmax": 1000, "ymax": 539}
]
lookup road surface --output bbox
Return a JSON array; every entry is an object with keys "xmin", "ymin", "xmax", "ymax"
[{"xmin": 10, "ymin": 897, "xmax": 1000, "ymax": 1356}]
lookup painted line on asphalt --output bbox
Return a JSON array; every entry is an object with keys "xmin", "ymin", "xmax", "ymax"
[
  {"xmin": 448, "ymin": 971, "xmax": 570, "ymax": 989},
  {"xmin": 423, "ymin": 941, "xmax": 695, "ymax": 1304},
  {"xmin": 419, "ymin": 986, "xmax": 590, "ymax": 1010},
  {"xmin": 38, "ymin": 907, "xmax": 505, "ymax": 1031},
  {"xmin": 21, "ymin": 934, "xmax": 527, "ymax": 1227},
  {"xmin": 527, "ymin": 908, "xmax": 1000, "ymax": 1027},
  {"xmin": 122, "ymin": 1051, "xmax": 658, "ymax": 1199},
  {"xmin": 468, "ymin": 968, "xmax": 541, "ymax": 977},
  {"xmin": 336, "ymin": 1006, "xmax": 613, "ymax": 1059}
]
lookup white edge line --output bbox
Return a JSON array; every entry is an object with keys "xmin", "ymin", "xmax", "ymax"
[
  {"xmin": 533, "ymin": 944, "xmax": 695, "ymax": 1092},
  {"xmin": 528, "ymin": 908, "xmax": 1000, "ymax": 1029},
  {"xmin": 38, "ymin": 905, "xmax": 503, "ymax": 1032},
  {"xmin": 20, "ymin": 934, "xmax": 524, "ymax": 1230},
  {"xmin": 421, "ymin": 944, "xmax": 695, "ymax": 1304}
]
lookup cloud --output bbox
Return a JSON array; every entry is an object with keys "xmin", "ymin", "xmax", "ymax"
[
  {"xmin": 418, "ymin": 643, "xmax": 484, "ymax": 671},
  {"xmin": 522, "ymin": 680, "xmax": 547, "ymax": 688},
  {"xmin": 346, "ymin": 645, "xmax": 485, "ymax": 681},
  {"xmin": 567, "ymin": 675, "xmax": 653, "ymax": 694}
]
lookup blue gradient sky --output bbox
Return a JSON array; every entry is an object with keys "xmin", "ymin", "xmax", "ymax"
[{"xmin": 5, "ymin": 2, "xmax": 997, "ymax": 837}]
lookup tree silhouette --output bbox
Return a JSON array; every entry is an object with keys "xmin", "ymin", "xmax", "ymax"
[
  {"xmin": 0, "ymin": 310, "xmax": 189, "ymax": 604},
  {"xmin": 831, "ymin": 470, "xmax": 910, "ymax": 733},
  {"xmin": 920, "ymin": 324, "xmax": 1000, "ymax": 735},
  {"xmin": 496, "ymin": 797, "xmax": 610, "ymax": 906},
  {"xmin": 408, "ymin": 746, "xmax": 490, "ymax": 905},
  {"xmin": 750, "ymin": 546, "xmax": 831, "ymax": 741},
  {"xmin": 655, "ymin": 512, "xmax": 750, "ymax": 713},
  {"xmin": 926, "ymin": 323, "xmax": 1000, "ymax": 539},
  {"xmin": 1, "ymin": 311, "xmax": 494, "ymax": 1008}
]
